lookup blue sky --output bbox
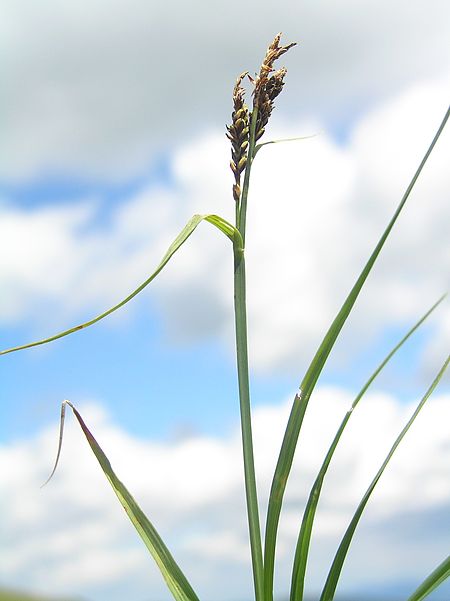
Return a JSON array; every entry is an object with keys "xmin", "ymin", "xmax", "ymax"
[{"xmin": 1, "ymin": 2, "xmax": 450, "ymax": 600}]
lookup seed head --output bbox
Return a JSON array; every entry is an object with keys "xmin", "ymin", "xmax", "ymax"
[
  {"xmin": 226, "ymin": 72, "xmax": 250, "ymax": 202},
  {"xmin": 252, "ymin": 34, "xmax": 295, "ymax": 141},
  {"xmin": 226, "ymin": 35, "xmax": 296, "ymax": 202}
]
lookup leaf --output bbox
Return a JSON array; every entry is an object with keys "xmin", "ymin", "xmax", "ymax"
[
  {"xmin": 253, "ymin": 133, "xmax": 318, "ymax": 157},
  {"xmin": 263, "ymin": 106, "xmax": 450, "ymax": 601},
  {"xmin": 319, "ymin": 354, "xmax": 450, "ymax": 601},
  {"xmin": 406, "ymin": 555, "xmax": 450, "ymax": 601},
  {"xmin": 1, "ymin": 214, "xmax": 241, "ymax": 356},
  {"xmin": 44, "ymin": 400, "xmax": 200, "ymax": 601},
  {"xmin": 289, "ymin": 295, "xmax": 446, "ymax": 601}
]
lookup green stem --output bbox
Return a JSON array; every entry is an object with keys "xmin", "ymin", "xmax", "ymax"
[
  {"xmin": 234, "ymin": 248, "xmax": 264, "ymax": 601},
  {"xmin": 233, "ymin": 106, "xmax": 264, "ymax": 601}
]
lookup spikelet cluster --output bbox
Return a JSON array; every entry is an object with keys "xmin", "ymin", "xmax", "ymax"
[
  {"xmin": 252, "ymin": 34, "xmax": 296, "ymax": 141},
  {"xmin": 226, "ymin": 72, "xmax": 250, "ymax": 202},
  {"xmin": 226, "ymin": 34, "xmax": 295, "ymax": 202}
]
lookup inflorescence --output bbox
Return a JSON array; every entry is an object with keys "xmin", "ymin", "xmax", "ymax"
[{"xmin": 226, "ymin": 34, "xmax": 296, "ymax": 203}]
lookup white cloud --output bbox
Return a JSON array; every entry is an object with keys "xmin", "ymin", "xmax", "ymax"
[
  {"xmin": 1, "ymin": 387, "xmax": 450, "ymax": 600},
  {"xmin": 162, "ymin": 80, "xmax": 450, "ymax": 374},
  {"xmin": 0, "ymin": 0, "xmax": 449, "ymax": 180},
  {"xmin": 1, "ymin": 79, "xmax": 449, "ymax": 375},
  {"xmin": 0, "ymin": 201, "xmax": 93, "ymax": 321},
  {"xmin": 0, "ymin": 187, "xmax": 180, "ymax": 328}
]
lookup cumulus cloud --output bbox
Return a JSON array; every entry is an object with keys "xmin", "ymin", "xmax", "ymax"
[
  {"xmin": 0, "ymin": 0, "xmax": 449, "ymax": 180},
  {"xmin": 1, "ymin": 79, "xmax": 448, "ymax": 376},
  {"xmin": 150, "ymin": 79, "xmax": 450, "ymax": 375},
  {"xmin": 0, "ymin": 186, "xmax": 181, "ymax": 329},
  {"xmin": 1, "ymin": 387, "xmax": 450, "ymax": 600}
]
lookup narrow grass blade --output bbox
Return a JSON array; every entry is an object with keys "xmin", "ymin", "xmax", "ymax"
[
  {"xmin": 319, "ymin": 355, "xmax": 450, "ymax": 601},
  {"xmin": 45, "ymin": 400, "xmax": 200, "ymax": 601},
  {"xmin": 41, "ymin": 400, "xmax": 68, "ymax": 488},
  {"xmin": 1, "ymin": 214, "xmax": 240, "ymax": 356},
  {"xmin": 406, "ymin": 555, "xmax": 450, "ymax": 601},
  {"xmin": 253, "ymin": 133, "xmax": 318, "ymax": 157},
  {"xmin": 263, "ymin": 106, "xmax": 450, "ymax": 601},
  {"xmin": 289, "ymin": 296, "xmax": 446, "ymax": 601}
]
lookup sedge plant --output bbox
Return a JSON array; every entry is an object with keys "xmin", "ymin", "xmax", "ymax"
[{"xmin": 2, "ymin": 34, "xmax": 450, "ymax": 601}]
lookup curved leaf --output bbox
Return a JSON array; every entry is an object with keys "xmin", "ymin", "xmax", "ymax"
[
  {"xmin": 319, "ymin": 355, "xmax": 450, "ymax": 601},
  {"xmin": 289, "ymin": 296, "xmax": 445, "ymax": 601},
  {"xmin": 45, "ymin": 400, "xmax": 200, "ymax": 601},
  {"xmin": 1, "ymin": 214, "xmax": 241, "ymax": 356},
  {"xmin": 406, "ymin": 555, "xmax": 450, "ymax": 601},
  {"xmin": 263, "ymin": 106, "xmax": 450, "ymax": 601}
]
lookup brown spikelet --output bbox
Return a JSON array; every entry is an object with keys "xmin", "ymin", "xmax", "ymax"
[
  {"xmin": 226, "ymin": 35, "xmax": 296, "ymax": 202},
  {"xmin": 226, "ymin": 72, "xmax": 250, "ymax": 202},
  {"xmin": 252, "ymin": 34, "xmax": 296, "ymax": 141}
]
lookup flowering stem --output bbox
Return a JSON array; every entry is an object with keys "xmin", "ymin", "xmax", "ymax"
[{"xmin": 233, "ymin": 105, "xmax": 264, "ymax": 601}]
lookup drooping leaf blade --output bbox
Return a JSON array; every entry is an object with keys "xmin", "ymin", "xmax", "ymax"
[
  {"xmin": 1, "ymin": 213, "xmax": 241, "ymax": 356},
  {"xmin": 49, "ymin": 401, "xmax": 200, "ymax": 601},
  {"xmin": 406, "ymin": 555, "xmax": 450, "ymax": 601},
  {"xmin": 263, "ymin": 106, "xmax": 450, "ymax": 601},
  {"xmin": 289, "ymin": 296, "xmax": 445, "ymax": 601},
  {"xmin": 319, "ymin": 355, "xmax": 450, "ymax": 601}
]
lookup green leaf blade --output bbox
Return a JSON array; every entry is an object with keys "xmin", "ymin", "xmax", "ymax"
[
  {"xmin": 406, "ymin": 555, "xmax": 450, "ymax": 601},
  {"xmin": 289, "ymin": 296, "xmax": 445, "ymax": 601},
  {"xmin": 319, "ymin": 355, "xmax": 450, "ymax": 601},
  {"xmin": 68, "ymin": 402, "xmax": 200, "ymax": 601},
  {"xmin": 0, "ymin": 213, "xmax": 238, "ymax": 356},
  {"xmin": 263, "ymin": 106, "xmax": 450, "ymax": 601}
]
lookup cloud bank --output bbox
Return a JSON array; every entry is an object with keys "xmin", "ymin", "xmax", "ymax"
[
  {"xmin": 1, "ymin": 0, "xmax": 449, "ymax": 180},
  {"xmin": 2, "ymin": 6, "xmax": 449, "ymax": 600},
  {"xmin": 1, "ymin": 387, "xmax": 449, "ymax": 600},
  {"xmin": 1, "ymin": 81, "xmax": 448, "ymax": 375}
]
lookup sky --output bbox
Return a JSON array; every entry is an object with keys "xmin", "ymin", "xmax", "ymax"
[{"xmin": 1, "ymin": 1, "xmax": 450, "ymax": 600}]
